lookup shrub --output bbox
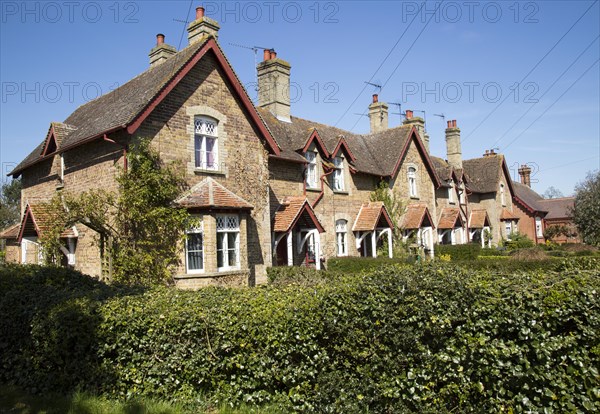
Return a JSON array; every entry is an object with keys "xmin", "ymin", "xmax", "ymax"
[
  {"xmin": 503, "ymin": 232, "xmax": 535, "ymax": 250},
  {"xmin": 266, "ymin": 266, "xmax": 330, "ymax": 286},
  {"xmin": 327, "ymin": 256, "xmax": 408, "ymax": 274},
  {"xmin": 1, "ymin": 262, "xmax": 599, "ymax": 412},
  {"xmin": 434, "ymin": 243, "xmax": 481, "ymax": 260},
  {"xmin": 509, "ymin": 247, "xmax": 549, "ymax": 261},
  {"xmin": 478, "ymin": 247, "xmax": 506, "ymax": 256}
]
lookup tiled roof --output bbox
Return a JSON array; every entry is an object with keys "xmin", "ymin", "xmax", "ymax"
[
  {"xmin": 469, "ymin": 209, "xmax": 491, "ymax": 228},
  {"xmin": 512, "ymin": 181, "xmax": 547, "ymax": 213},
  {"xmin": 500, "ymin": 208, "xmax": 520, "ymax": 221},
  {"xmin": 260, "ymin": 108, "xmax": 419, "ymax": 177},
  {"xmin": 437, "ymin": 207, "xmax": 463, "ymax": 229},
  {"xmin": 273, "ymin": 196, "xmax": 324, "ymax": 233},
  {"xmin": 11, "ymin": 37, "xmax": 280, "ymax": 176},
  {"xmin": 0, "ymin": 223, "xmax": 20, "ymax": 239},
  {"xmin": 175, "ymin": 177, "xmax": 253, "ymax": 210},
  {"xmin": 400, "ymin": 204, "xmax": 434, "ymax": 229},
  {"xmin": 430, "ymin": 156, "xmax": 453, "ymax": 185},
  {"xmin": 538, "ymin": 197, "xmax": 574, "ymax": 220},
  {"xmin": 352, "ymin": 202, "xmax": 394, "ymax": 231},
  {"xmin": 17, "ymin": 204, "xmax": 76, "ymax": 241},
  {"xmin": 463, "ymin": 154, "xmax": 511, "ymax": 194}
]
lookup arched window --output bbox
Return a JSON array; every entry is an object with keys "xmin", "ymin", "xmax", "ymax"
[
  {"xmin": 194, "ymin": 117, "xmax": 218, "ymax": 170},
  {"xmin": 335, "ymin": 219, "xmax": 348, "ymax": 256},
  {"xmin": 408, "ymin": 166, "xmax": 417, "ymax": 197}
]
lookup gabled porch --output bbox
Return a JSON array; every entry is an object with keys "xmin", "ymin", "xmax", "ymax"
[{"xmin": 352, "ymin": 202, "xmax": 394, "ymax": 258}]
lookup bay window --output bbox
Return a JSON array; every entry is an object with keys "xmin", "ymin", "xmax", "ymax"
[
  {"xmin": 217, "ymin": 214, "xmax": 240, "ymax": 270},
  {"xmin": 185, "ymin": 218, "xmax": 204, "ymax": 273}
]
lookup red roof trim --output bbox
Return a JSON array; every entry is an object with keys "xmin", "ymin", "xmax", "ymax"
[
  {"xmin": 390, "ymin": 127, "xmax": 441, "ymax": 187},
  {"xmin": 301, "ymin": 129, "xmax": 329, "ymax": 158},
  {"xmin": 288, "ymin": 200, "xmax": 325, "ymax": 233},
  {"xmin": 513, "ymin": 195, "xmax": 537, "ymax": 214},
  {"xmin": 17, "ymin": 205, "xmax": 40, "ymax": 243},
  {"xmin": 331, "ymin": 137, "xmax": 356, "ymax": 162},
  {"xmin": 126, "ymin": 38, "xmax": 280, "ymax": 155},
  {"xmin": 379, "ymin": 206, "xmax": 395, "ymax": 230},
  {"xmin": 41, "ymin": 125, "xmax": 58, "ymax": 157}
]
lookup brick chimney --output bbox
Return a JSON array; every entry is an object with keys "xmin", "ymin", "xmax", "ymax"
[
  {"xmin": 188, "ymin": 6, "xmax": 220, "ymax": 44},
  {"xmin": 403, "ymin": 110, "xmax": 429, "ymax": 152},
  {"xmin": 445, "ymin": 120, "xmax": 462, "ymax": 169},
  {"xmin": 149, "ymin": 34, "xmax": 176, "ymax": 68},
  {"xmin": 257, "ymin": 49, "xmax": 292, "ymax": 122},
  {"xmin": 368, "ymin": 94, "xmax": 388, "ymax": 134},
  {"xmin": 518, "ymin": 164, "xmax": 532, "ymax": 187}
]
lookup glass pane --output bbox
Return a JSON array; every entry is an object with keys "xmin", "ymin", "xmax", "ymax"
[
  {"xmin": 227, "ymin": 233, "xmax": 238, "ymax": 267},
  {"xmin": 205, "ymin": 137, "xmax": 216, "ymax": 169},
  {"xmin": 187, "ymin": 233, "xmax": 203, "ymax": 270},
  {"xmin": 194, "ymin": 136, "xmax": 201, "ymax": 167},
  {"xmin": 217, "ymin": 233, "xmax": 225, "ymax": 268}
]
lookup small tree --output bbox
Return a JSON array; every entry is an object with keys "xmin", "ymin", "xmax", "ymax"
[
  {"xmin": 370, "ymin": 180, "xmax": 406, "ymax": 253},
  {"xmin": 40, "ymin": 139, "xmax": 191, "ymax": 285},
  {"xmin": 542, "ymin": 186, "xmax": 564, "ymax": 199},
  {"xmin": 0, "ymin": 179, "xmax": 21, "ymax": 229},
  {"xmin": 573, "ymin": 170, "xmax": 600, "ymax": 246}
]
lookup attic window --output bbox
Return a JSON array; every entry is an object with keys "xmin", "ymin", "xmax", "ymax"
[
  {"xmin": 305, "ymin": 151, "xmax": 318, "ymax": 189},
  {"xmin": 408, "ymin": 166, "xmax": 418, "ymax": 198},
  {"xmin": 332, "ymin": 157, "xmax": 345, "ymax": 191},
  {"xmin": 194, "ymin": 117, "xmax": 218, "ymax": 171}
]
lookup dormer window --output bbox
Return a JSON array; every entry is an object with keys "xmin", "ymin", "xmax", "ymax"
[
  {"xmin": 194, "ymin": 117, "xmax": 218, "ymax": 170},
  {"xmin": 500, "ymin": 183, "xmax": 506, "ymax": 206},
  {"xmin": 305, "ymin": 151, "xmax": 317, "ymax": 188},
  {"xmin": 332, "ymin": 157, "xmax": 345, "ymax": 191},
  {"xmin": 408, "ymin": 166, "xmax": 418, "ymax": 198},
  {"xmin": 459, "ymin": 183, "xmax": 466, "ymax": 204}
]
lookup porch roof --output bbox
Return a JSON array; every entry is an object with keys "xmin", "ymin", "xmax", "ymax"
[
  {"xmin": 500, "ymin": 208, "xmax": 520, "ymax": 221},
  {"xmin": 437, "ymin": 207, "xmax": 464, "ymax": 229},
  {"xmin": 273, "ymin": 196, "xmax": 325, "ymax": 233},
  {"xmin": 469, "ymin": 209, "xmax": 491, "ymax": 229},
  {"xmin": 400, "ymin": 204, "xmax": 435, "ymax": 230},
  {"xmin": 352, "ymin": 202, "xmax": 394, "ymax": 232},
  {"xmin": 175, "ymin": 177, "xmax": 253, "ymax": 210}
]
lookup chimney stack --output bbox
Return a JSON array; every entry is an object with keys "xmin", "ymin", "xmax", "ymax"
[
  {"xmin": 483, "ymin": 149, "xmax": 497, "ymax": 157},
  {"xmin": 368, "ymin": 94, "xmax": 388, "ymax": 134},
  {"xmin": 257, "ymin": 49, "xmax": 292, "ymax": 122},
  {"xmin": 149, "ymin": 33, "xmax": 176, "ymax": 68},
  {"xmin": 403, "ymin": 110, "xmax": 429, "ymax": 152},
  {"xmin": 518, "ymin": 164, "xmax": 532, "ymax": 187},
  {"xmin": 187, "ymin": 6, "xmax": 220, "ymax": 44},
  {"xmin": 445, "ymin": 119, "xmax": 462, "ymax": 169}
]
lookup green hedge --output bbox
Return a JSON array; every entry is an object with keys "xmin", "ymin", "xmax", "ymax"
[
  {"xmin": 434, "ymin": 243, "xmax": 481, "ymax": 261},
  {"xmin": 1, "ymin": 263, "xmax": 599, "ymax": 412},
  {"xmin": 327, "ymin": 256, "xmax": 409, "ymax": 274}
]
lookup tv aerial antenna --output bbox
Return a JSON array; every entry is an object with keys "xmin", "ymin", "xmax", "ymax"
[
  {"xmin": 229, "ymin": 43, "xmax": 273, "ymax": 92},
  {"xmin": 390, "ymin": 102, "xmax": 404, "ymax": 121},
  {"xmin": 433, "ymin": 113, "xmax": 446, "ymax": 122},
  {"xmin": 364, "ymin": 81, "xmax": 382, "ymax": 93}
]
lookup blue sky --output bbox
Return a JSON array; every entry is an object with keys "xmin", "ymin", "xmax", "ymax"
[{"xmin": 1, "ymin": 0, "xmax": 599, "ymax": 196}]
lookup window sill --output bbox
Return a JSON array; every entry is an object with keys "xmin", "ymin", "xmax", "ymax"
[
  {"xmin": 410, "ymin": 196, "xmax": 420, "ymax": 200},
  {"xmin": 55, "ymin": 182, "xmax": 64, "ymax": 190},
  {"xmin": 306, "ymin": 187, "xmax": 321, "ymax": 192},
  {"xmin": 194, "ymin": 168, "xmax": 225, "ymax": 176},
  {"xmin": 333, "ymin": 190, "xmax": 349, "ymax": 195},
  {"xmin": 174, "ymin": 268, "xmax": 248, "ymax": 279}
]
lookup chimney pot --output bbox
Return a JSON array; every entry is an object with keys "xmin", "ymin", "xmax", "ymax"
[
  {"xmin": 405, "ymin": 110, "xmax": 413, "ymax": 119},
  {"xmin": 156, "ymin": 33, "xmax": 165, "ymax": 45},
  {"xmin": 263, "ymin": 49, "xmax": 271, "ymax": 61},
  {"xmin": 447, "ymin": 120, "xmax": 452, "ymax": 128},
  {"xmin": 372, "ymin": 94, "xmax": 378, "ymax": 103},
  {"xmin": 196, "ymin": 6, "xmax": 205, "ymax": 20},
  {"xmin": 270, "ymin": 50, "xmax": 277, "ymax": 59},
  {"xmin": 452, "ymin": 120, "xmax": 457, "ymax": 128}
]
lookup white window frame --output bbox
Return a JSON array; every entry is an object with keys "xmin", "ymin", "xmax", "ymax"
[
  {"xmin": 216, "ymin": 214, "xmax": 240, "ymax": 271},
  {"xmin": 332, "ymin": 157, "xmax": 345, "ymax": 191},
  {"xmin": 500, "ymin": 183, "xmax": 506, "ymax": 206},
  {"xmin": 535, "ymin": 217, "xmax": 543, "ymax": 238},
  {"xmin": 185, "ymin": 218, "xmax": 204, "ymax": 274},
  {"xmin": 448, "ymin": 180, "xmax": 454, "ymax": 203},
  {"xmin": 505, "ymin": 221, "xmax": 512, "ymax": 238},
  {"xmin": 408, "ymin": 166, "xmax": 418, "ymax": 198},
  {"xmin": 336, "ymin": 219, "xmax": 348, "ymax": 256},
  {"xmin": 194, "ymin": 117, "xmax": 218, "ymax": 171},
  {"xmin": 305, "ymin": 151, "xmax": 318, "ymax": 189},
  {"xmin": 60, "ymin": 154, "xmax": 65, "ymax": 182}
]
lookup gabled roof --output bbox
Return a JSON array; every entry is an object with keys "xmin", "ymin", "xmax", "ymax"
[
  {"xmin": 16, "ymin": 204, "xmax": 75, "ymax": 243},
  {"xmin": 538, "ymin": 197, "xmax": 574, "ymax": 220},
  {"xmin": 330, "ymin": 136, "xmax": 356, "ymax": 163},
  {"xmin": 512, "ymin": 181, "xmax": 548, "ymax": 214},
  {"xmin": 463, "ymin": 154, "xmax": 514, "ymax": 195},
  {"xmin": 302, "ymin": 129, "xmax": 330, "ymax": 158},
  {"xmin": 273, "ymin": 196, "xmax": 324, "ymax": 233},
  {"xmin": 352, "ymin": 202, "xmax": 394, "ymax": 231},
  {"xmin": 400, "ymin": 204, "xmax": 435, "ymax": 230},
  {"xmin": 499, "ymin": 208, "xmax": 520, "ymax": 221},
  {"xmin": 437, "ymin": 207, "xmax": 464, "ymax": 229},
  {"xmin": 10, "ymin": 37, "xmax": 280, "ymax": 177},
  {"xmin": 0, "ymin": 223, "xmax": 20, "ymax": 240},
  {"xmin": 260, "ymin": 109, "xmax": 441, "ymax": 186},
  {"xmin": 175, "ymin": 177, "xmax": 253, "ymax": 210},
  {"xmin": 469, "ymin": 209, "xmax": 491, "ymax": 229}
]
